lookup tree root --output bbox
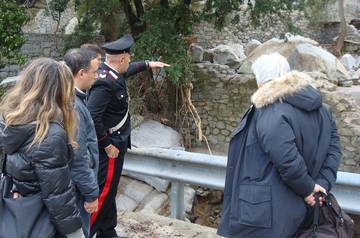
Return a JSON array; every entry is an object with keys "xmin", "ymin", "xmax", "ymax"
[{"xmin": 179, "ymin": 83, "xmax": 212, "ymax": 155}]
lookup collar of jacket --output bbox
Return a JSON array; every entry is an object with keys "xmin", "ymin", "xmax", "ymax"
[
  {"xmin": 75, "ymin": 89, "xmax": 87, "ymax": 104},
  {"xmin": 251, "ymin": 71, "xmax": 313, "ymax": 108},
  {"xmin": 103, "ymin": 62, "xmax": 120, "ymax": 80}
]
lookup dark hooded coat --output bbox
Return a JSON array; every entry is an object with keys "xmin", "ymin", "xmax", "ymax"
[{"xmin": 218, "ymin": 71, "xmax": 342, "ymax": 238}]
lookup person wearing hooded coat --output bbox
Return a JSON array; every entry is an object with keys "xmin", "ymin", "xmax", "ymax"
[{"xmin": 217, "ymin": 53, "xmax": 342, "ymax": 238}]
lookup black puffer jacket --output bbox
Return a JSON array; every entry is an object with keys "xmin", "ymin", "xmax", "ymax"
[{"xmin": 0, "ymin": 120, "xmax": 82, "ymax": 236}]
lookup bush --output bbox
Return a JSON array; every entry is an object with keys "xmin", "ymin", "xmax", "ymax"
[{"xmin": 0, "ymin": 0, "xmax": 28, "ymax": 67}]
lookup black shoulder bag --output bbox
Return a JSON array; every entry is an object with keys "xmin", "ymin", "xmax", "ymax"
[
  {"xmin": 0, "ymin": 154, "xmax": 56, "ymax": 238},
  {"xmin": 295, "ymin": 192, "xmax": 354, "ymax": 238}
]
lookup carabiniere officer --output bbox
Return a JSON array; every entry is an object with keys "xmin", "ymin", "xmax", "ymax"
[{"xmin": 87, "ymin": 34, "xmax": 170, "ymax": 238}]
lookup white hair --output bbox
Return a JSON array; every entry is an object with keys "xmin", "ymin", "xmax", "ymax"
[{"xmin": 251, "ymin": 53, "xmax": 290, "ymax": 85}]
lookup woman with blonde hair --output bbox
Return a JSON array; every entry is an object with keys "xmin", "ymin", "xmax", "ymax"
[{"xmin": 0, "ymin": 58, "xmax": 83, "ymax": 237}]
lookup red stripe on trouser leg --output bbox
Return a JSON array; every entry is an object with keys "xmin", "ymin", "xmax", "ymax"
[{"xmin": 90, "ymin": 157, "xmax": 116, "ymax": 226}]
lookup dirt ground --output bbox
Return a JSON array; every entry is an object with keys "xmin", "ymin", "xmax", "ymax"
[{"xmin": 116, "ymin": 211, "xmax": 221, "ymax": 238}]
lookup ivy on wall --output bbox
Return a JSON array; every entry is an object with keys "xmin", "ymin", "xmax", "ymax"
[{"xmin": 0, "ymin": 0, "xmax": 28, "ymax": 67}]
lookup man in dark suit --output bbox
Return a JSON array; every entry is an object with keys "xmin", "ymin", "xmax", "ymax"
[{"xmin": 87, "ymin": 34, "xmax": 169, "ymax": 238}]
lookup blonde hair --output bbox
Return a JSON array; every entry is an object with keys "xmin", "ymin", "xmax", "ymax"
[{"xmin": 0, "ymin": 58, "xmax": 78, "ymax": 148}]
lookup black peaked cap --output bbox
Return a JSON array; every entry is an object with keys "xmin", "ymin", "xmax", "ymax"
[{"xmin": 102, "ymin": 34, "xmax": 134, "ymax": 55}]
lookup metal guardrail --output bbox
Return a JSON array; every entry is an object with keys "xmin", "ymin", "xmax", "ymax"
[{"xmin": 124, "ymin": 147, "xmax": 360, "ymax": 219}]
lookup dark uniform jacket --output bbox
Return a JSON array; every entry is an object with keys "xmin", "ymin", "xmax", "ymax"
[
  {"xmin": 0, "ymin": 120, "xmax": 82, "ymax": 236},
  {"xmin": 70, "ymin": 89, "xmax": 99, "ymax": 202},
  {"xmin": 218, "ymin": 71, "xmax": 341, "ymax": 238},
  {"xmin": 87, "ymin": 62, "xmax": 147, "ymax": 149}
]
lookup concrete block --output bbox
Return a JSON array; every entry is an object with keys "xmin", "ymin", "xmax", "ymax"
[
  {"xmin": 123, "ymin": 180, "xmax": 153, "ymax": 203},
  {"xmin": 124, "ymin": 172, "xmax": 170, "ymax": 192},
  {"xmin": 116, "ymin": 194, "xmax": 138, "ymax": 212}
]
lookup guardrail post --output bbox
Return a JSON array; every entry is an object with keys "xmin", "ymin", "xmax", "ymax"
[{"xmin": 170, "ymin": 181, "xmax": 185, "ymax": 220}]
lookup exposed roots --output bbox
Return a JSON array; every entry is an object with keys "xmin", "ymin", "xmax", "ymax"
[{"xmin": 179, "ymin": 83, "xmax": 212, "ymax": 155}]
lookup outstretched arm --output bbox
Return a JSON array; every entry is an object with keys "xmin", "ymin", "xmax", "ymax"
[{"xmin": 125, "ymin": 61, "xmax": 170, "ymax": 78}]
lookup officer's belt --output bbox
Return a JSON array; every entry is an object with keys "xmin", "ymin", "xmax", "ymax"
[{"xmin": 108, "ymin": 106, "xmax": 129, "ymax": 134}]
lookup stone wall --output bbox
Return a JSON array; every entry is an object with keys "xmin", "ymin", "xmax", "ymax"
[
  {"xmin": 320, "ymin": 86, "xmax": 360, "ymax": 173},
  {"xmin": 191, "ymin": 63, "xmax": 256, "ymax": 151},
  {"xmin": 0, "ymin": 33, "xmax": 64, "ymax": 79},
  {"xmin": 0, "ymin": 33, "xmax": 103, "ymax": 80},
  {"xmin": 191, "ymin": 63, "xmax": 360, "ymax": 173},
  {"xmin": 192, "ymin": 11, "xmax": 318, "ymax": 49},
  {"xmin": 192, "ymin": 3, "xmax": 360, "ymax": 51}
]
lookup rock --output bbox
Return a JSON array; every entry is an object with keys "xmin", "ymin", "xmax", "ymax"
[
  {"xmin": 64, "ymin": 17, "xmax": 78, "ymax": 35},
  {"xmin": 228, "ymin": 43, "xmax": 246, "ymax": 61},
  {"xmin": 288, "ymin": 43, "xmax": 338, "ymax": 83},
  {"xmin": 190, "ymin": 44, "xmax": 204, "ymax": 63},
  {"xmin": 23, "ymin": 7, "xmax": 76, "ymax": 34},
  {"xmin": 340, "ymin": 53, "xmax": 358, "ymax": 71},
  {"xmin": 346, "ymin": 24, "xmax": 360, "ymax": 44},
  {"xmin": 357, "ymin": 68, "xmax": 360, "ymax": 78},
  {"xmin": 309, "ymin": 75, "xmax": 337, "ymax": 92},
  {"xmin": 0, "ymin": 75, "xmax": 20, "ymax": 87},
  {"xmin": 336, "ymin": 59, "xmax": 352, "ymax": 84},
  {"xmin": 131, "ymin": 120, "xmax": 183, "ymax": 149},
  {"xmin": 285, "ymin": 33, "xmax": 319, "ymax": 45},
  {"xmin": 245, "ymin": 39, "xmax": 262, "ymax": 56},
  {"xmin": 130, "ymin": 120, "xmax": 182, "ymax": 192},
  {"xmin": 239, "ymin": 36, "xmax": 350, "ymax": 84},
  {"xmin": 203, "ymin": 50, "xmax": 214, "ymax": 62},
  {"xmin": 339, "ymin": 80, "xmax": 353, "ymax": 87},
  {"xmin": 209, "ymin": 45, "xmax": 242, "ymax": 68},
  {"xmin": 184, "ymin": 186, "xmax": 196, "ymax": 213}
]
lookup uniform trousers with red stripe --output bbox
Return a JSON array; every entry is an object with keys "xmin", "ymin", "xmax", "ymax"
[{"xmin": 90, "ymin": 140, "xmax": 128, "ymax": 238}]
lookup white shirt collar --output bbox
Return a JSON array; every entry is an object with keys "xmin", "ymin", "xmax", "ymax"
[{"xmin": 75, "ymin": 87, "xmax": 86, "ymax": 95}]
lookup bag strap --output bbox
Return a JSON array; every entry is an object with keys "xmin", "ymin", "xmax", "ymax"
[
  {"xmin": 325, "ymin": 194, "xmax": 345, "ymax": 224},
  {"xmin": 311, "ymin": 193, "xmax": 321, "ymax": 233}
]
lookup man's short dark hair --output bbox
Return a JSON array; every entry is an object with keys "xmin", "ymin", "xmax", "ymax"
[
  {"xmin": 81, "ymin": 43, "xmax": 104, "ymax": 57},
  {"xmin": 63, "ymin": 48, "xmax": 97, "ymax": 76}
]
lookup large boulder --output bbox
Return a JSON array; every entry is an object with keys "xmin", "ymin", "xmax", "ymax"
[
  {"xmin": 238, "ymin": 35, "xmax": 351, "ymax": 84},
  {"xmin": 131, "ymin": 120, "xmax": 183, "ymax": 149},
  {"xmin": 127, "ymin": 120, "xmax": 184, "ymax": 192},
  {"xmin": 209, "ymin": 44, "xmax": 245, "ymax": 68},
  {"xmin": 245, "ymin": 39, "xmax": 262, "ymax": 56},
  {"xmin": 287, "ymin": 43, "xmax": 338, "ymax": 83}
]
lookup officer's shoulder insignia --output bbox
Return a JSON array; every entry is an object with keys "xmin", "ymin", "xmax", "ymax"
[
  {"xmin": 109, "ymin": 71, "xmax": 119, "ymax": 80},
  {"xmin": 99, "ymin": 70, "xmax": 107, "ymax": 78}
]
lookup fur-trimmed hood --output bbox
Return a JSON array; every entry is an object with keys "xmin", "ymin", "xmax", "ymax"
[{"xmin": 251, "ymin": 71, "xmax": 322, "ymax": 111}]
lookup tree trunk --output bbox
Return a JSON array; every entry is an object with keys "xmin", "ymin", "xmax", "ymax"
[
  {"xmin": 335, "ymin": 0, "xmax": 347, "ymax": 56},
  {"xmin": 121, "ymin": 0, "xmax": 146, "ymax": 38},
  {"xmin": 134, "ymin": 0, "xmax": 144, "ymax": 18},
  {"xmin": 183, "ymin": 0, "xmax": 191, "ymax": 6},
  {"xmin": 160, "ymin": 0, "xmax": 169, "ymax": 8}
]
